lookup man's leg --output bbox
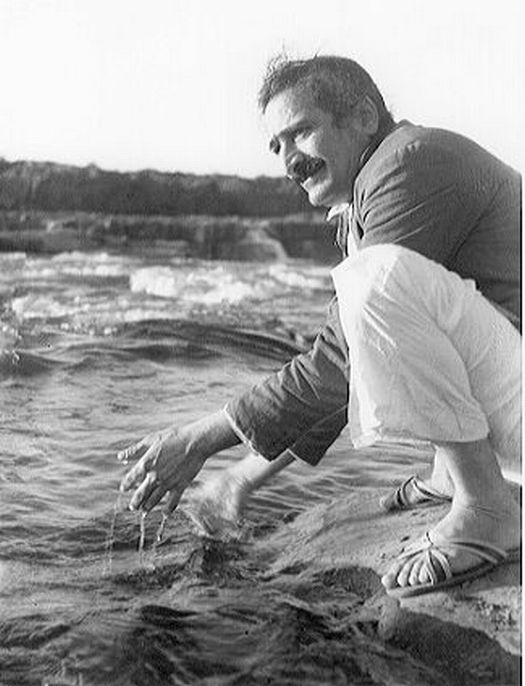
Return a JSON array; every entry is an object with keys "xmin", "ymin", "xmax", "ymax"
[
  {"xmin": 382, "ymin": 438, "xmax": 520, "ymax": 588},
  {"xmin": 331, "ymin": 245, "xmax": 521, "ymax": 591}
]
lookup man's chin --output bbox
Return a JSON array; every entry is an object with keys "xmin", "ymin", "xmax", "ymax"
[
  {"xmin": 305, "ymin": 194, "xmax": 326, "ymax": 208},
  {"xmin": 304, "ymin": 184, "xmax": 334, "ymax": 208}
]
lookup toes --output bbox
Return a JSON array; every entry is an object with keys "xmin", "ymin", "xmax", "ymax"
[
  {"xmin": 394, "ymin": 560, "xmax": 412, "ymax": 588},
  {"xmin": 382, "ymin": 554, "xmax": 429, "ymax": 590},
  {"xmin": 381, "ymin": 559, "xmax": 406, "ymax": 589},
  {"xmin": 408, "ymin": 556, "xmax": 426, "ymax": 586},
  {"xmin": 419, "ymin": 564, "xmax": 432, "ymax": 585}
]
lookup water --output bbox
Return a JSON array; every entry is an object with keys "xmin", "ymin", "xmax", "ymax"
[{"xmin": 0, "ymin": 247, "xmax": 474, "ymax": 685}]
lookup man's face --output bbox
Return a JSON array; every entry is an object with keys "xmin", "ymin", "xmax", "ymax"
[{"xmin": 263, "ymin": 87, "xmax": 371, "ymax": 208}]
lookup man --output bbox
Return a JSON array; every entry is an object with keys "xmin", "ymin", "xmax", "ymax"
[{"xmin": 119, "ymin": 56, "xmax": 521, "ymax": 597}]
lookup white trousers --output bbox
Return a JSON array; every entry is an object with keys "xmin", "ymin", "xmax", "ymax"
[{"xmin": 331, "ymin": 245, "xmax": 522, "ymax": 484}]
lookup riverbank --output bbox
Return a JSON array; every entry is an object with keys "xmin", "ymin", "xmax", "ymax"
[
  {"xmin": 0, "ymin": 210, "xmax": 339, "ymax": 262},
  {"xmin": 259, "ymin": 484, "xmax": 521, "ymax": 684}
]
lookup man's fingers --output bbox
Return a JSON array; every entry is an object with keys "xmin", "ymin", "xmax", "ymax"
[
  {"xmin": 117, "ymin": 438, "xmax": 147, "ymax": 463},
  {"xmin": 164, "ymin": 488, "xmax": 185, "ymax": 516},
  {"xmin": 141, "ymin": 485, "xmax": 167, "ymax": 513},
  {"xmin": 117, "ymin": 429, "xmax": 164, "ymax": 463},
  {"xmin": 119, "ymin": 440, "xmax": 162, "ymax": 492},
  {"xmin": 120, "ymin": 463, "xmax": 144, "ymax": 492},
  {"xmin": 120, "ymin": 457, "xmax": 149, "ymax": 492},
  {"xmin": 129, "ymin": 471, "xmax": 159, "ymax": 511}
]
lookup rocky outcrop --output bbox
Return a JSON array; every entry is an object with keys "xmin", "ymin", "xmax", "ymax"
[
  {"xmin": 260, "ymin": 485, "xmax": 521, "ymax": 683},
  {"xmin": 0, "ymin": 211, "xmax": 340, "ymax": 262}
]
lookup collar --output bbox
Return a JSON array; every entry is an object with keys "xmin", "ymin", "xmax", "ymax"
[{"xmin": 326, "ymin": 203, "xmax": 350, "ymax": 222}]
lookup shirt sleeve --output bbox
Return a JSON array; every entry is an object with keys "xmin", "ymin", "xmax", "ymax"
[{"xmin": 224, "ymin": 297, "xmax": 349, "ymax": 464}]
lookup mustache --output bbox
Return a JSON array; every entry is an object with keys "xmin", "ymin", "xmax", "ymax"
[{"xmin": 287, "ymin": 157, "xmax": 325, "ymax": 184}]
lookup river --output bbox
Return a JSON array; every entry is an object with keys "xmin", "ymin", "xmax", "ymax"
[{"xmin": 0, "ymin": 247, "xmax": 442, "ymax": 686}]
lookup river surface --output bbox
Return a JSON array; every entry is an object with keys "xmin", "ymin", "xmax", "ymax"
[{"xmin": 0, "ymin": 247, "xmax": 451, "ymax": 686}]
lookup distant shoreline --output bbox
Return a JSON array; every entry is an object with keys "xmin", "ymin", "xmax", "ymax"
[
  {"xmin": 0, "ymin": 210, "xmax": 339, "ymax": 263},
  {"xmin": 0, "ymin": 158, "xmax": 339, "ymax": 262},
  {"xmin": 0, "ymin": 157, "xmax": 311, "ymax": 218}
]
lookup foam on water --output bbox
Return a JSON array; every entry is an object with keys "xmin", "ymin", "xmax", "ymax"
[
  {"xmin": 5, "ymin": 252, "xmax": 134, "ymax": 285},
  {"xmin": 268, "ymin": 263, "xmax": 329, "ymax": 289},
  {"xmin": 129, "ymin": 261, "xmax": 332, "ymax": 309},
  {"xmin": 1, "ymin": 251, "xmax": 333, "ymax": 344},
  {"xmin": 130, "ymin": 264, "xmax": 263, "ymax": 304},
  {"xmin": 0, "ymin": 319, "xmax": 19, "ymax": 352},
  {"xmin": 129, "ymin": 266, "xmax": 186, "ymax": 298},
  {"xmin": 49, "ymin": 251, "xmax": 134, "ymax": 277}
]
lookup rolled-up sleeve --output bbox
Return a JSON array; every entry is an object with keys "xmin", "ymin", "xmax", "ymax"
[{"xmin": 224, "ymin": 297, "xmax": 349, "ymax": 464}]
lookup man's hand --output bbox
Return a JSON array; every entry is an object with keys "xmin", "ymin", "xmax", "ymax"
[
  {"xmin": 181, "ymin": 450, "xmax": 296, "ymax": 537},
  {"xmin": 118, "ymin": 411, "xmax": 240, "ymax": 514},
  {"xmin": 118, "ymin": 427, "xmax": 207, "ymax": 513}
]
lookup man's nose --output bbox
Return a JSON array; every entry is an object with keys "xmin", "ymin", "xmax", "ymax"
[{"xmin": 285, "ymin": 152, "xmax": 307, "ymax": 180}]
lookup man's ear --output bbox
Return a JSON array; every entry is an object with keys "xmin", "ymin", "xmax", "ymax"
[{"xmin": 353, "ymin": 96, "xmax": 380, "ymax": 136}]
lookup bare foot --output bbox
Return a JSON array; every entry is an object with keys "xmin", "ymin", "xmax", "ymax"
[{"xmin": 382, "ymin": 496, "xmax": 521, "ymax": 591}]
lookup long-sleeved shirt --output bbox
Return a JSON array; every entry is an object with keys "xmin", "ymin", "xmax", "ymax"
[{"xmin": 225, "ymin": 121, "xmax": 522, "ymax": 465}]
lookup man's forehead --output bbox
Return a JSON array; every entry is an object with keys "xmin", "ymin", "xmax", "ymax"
[{"xmin": 263, "ymin": 87, "xmax": 321, "ymax": 133}]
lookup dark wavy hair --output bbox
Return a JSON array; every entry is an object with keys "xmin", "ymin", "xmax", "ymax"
[{"xmin": 258, "ymin": 54, "xmax": 393, "ymax": 131}]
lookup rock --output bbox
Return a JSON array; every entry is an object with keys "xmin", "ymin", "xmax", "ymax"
[
  {"xmin": 217, "ymin": 229, "xmax": 288, "ymax": 261},
  {"xmin": 0, "ymin": 212, "xmax": 339, "ymax": 262},
  {"xmin": 258, "ymin": 484, "xmax": 521, "ymax": 683}
]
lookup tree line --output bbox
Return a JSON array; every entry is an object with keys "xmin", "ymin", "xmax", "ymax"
[{"xmin": 0, "ymin": 159, "xmax": 312, "ymax": 217}]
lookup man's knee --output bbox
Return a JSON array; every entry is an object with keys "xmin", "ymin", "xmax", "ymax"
[
  {"xmin": 332, "ymin": 244, "xmax": 479, "ymax": 337},
  {"xmin": 331, "ymin": 244, "xmax": 426, "ymax": 313}
]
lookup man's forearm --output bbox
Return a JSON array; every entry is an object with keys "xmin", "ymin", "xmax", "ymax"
[
  {"xmin": 183, "ymin": 410, "xmax": 241, "ymax": 460},
  {"xmin": 225, "ymin": 298, "xmax": 349, "ymax": 462}
]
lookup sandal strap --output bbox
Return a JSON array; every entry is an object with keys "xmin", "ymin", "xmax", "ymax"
[
  {"xmin": 391, "ymin": 477, "xmax": 415, "ymax": 508},
  {"xmin": 410, "ymin": 478, "xmax": 451, "ymax": 502},
  {"xmin": 430, "ymin": 533, "xmax": 509, "ymax": 565},
  {"xmin": 422, "ymin": 546, "xmax": 452, "ymax": 584},
  {"xmin": 398, "ymin": 531, "xmax": 510, "ymax": 586},
  {"xmin": 394, "ymin": 476, "xmax": 449, "ymax": 508}
]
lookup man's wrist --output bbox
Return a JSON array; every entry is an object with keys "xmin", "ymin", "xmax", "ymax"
[{"xmin": 182, "ymin": 410, "xmax": 240, "ymax": 462}]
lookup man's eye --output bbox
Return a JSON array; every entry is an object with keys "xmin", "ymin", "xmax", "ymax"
[{"xmin": 293, "ymin": 127, "xmax": 310, "ymax": 141}]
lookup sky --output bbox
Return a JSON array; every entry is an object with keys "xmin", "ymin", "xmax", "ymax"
[{"xmin": 1, "ymin": 0, "xmax": 523, "ymax": 177}]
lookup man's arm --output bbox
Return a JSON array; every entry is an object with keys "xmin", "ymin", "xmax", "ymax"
[
  {"xmin": 119, "ymin": 410, "xmax": 241, "ymax": 513},
  {"xmin": 120, "ymin": 295, "xmax": 350, "ymax": 514},
  {"xmin": 224, "ymin": 297, "xmax": 349, "ymax": 463}
]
